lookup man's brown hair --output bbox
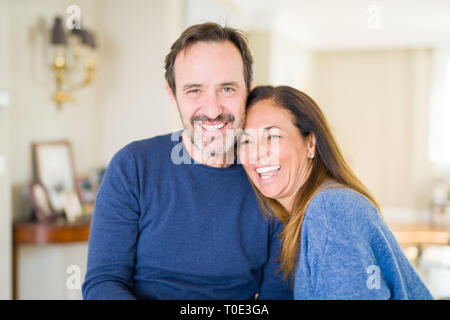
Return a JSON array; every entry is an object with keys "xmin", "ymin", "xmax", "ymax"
[{"xmin": 164, "ymin": 22, "xmax": 253, "ymax": 95}]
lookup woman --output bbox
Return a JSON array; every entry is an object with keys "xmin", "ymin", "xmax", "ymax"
[{"xmin": 239, "ymin": 85, "xmax": 433, "ymax": 300}]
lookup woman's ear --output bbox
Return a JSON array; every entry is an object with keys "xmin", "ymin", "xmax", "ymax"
[{"xmin": 308, "ymin": 132, "xmax": 317, "ymax": 156}]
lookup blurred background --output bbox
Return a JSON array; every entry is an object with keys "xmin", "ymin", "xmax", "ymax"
[{"xmin": 0, "ymin": 0, "xmax": 449, "ymax": 299}]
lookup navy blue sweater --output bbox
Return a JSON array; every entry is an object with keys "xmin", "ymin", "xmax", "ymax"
[{"xmin": 82, "ymin": 132, "xmax": 293, "ymax": 300}]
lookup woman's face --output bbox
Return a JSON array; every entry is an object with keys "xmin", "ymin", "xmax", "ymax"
[{"xmin": 239, "ymin": 99, "xmax": 315, "ymax": 210}]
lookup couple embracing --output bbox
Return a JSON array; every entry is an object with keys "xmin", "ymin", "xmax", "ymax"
[{"xmin": 82, "ymin": 22, "xmax": 432, "ymax": 300}]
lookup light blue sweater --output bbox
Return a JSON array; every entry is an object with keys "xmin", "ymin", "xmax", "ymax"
[{"xmin": 294, "ymin": 186, "xmax": 433, "ymax": 300}]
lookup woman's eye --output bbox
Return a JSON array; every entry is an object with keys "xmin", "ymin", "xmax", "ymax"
[{"xmin": 268, "ymin": 135, "xmax": 280, "ymax": 140}]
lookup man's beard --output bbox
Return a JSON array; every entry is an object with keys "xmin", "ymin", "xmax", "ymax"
[
  {"xmin": 179, "ymin": 110, "xmax": 244, "ymax": 158},
  {"xmin": 192, "ymin": 114, "xmax": 232, "ymax": 156}
]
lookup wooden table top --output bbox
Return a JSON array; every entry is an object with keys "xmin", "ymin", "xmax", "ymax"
[
  {"xmin": 389, "ymin": 222, "xmax": 449, "ymax": 246},
  {"xmin": 12, "ymin": 219, "xmax": 449, "ymax": 247},
  {"xmin": 13, "ymin": 220, "xmax": 91, "ymax": 244}
]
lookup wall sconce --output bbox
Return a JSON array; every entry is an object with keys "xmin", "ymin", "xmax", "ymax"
[{"xmin": 50, "ymin": 17, "xmax": 97, "ymax": 110}]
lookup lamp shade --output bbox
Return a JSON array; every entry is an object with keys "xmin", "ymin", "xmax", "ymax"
[
  {"xmin": 89, "ymin": 32, "xmax": 97, "ymax": 49},
  {"xmin": 80, "ymin": 30, "xmax": 96, "ymax": 49},
  {"xmin": 71, "ymin": 28, "xmax": 83, "ymax": 37},
  {"xmin": 80, "ymin": 29, "xmax": 89, "ymax": 45},
  {"xmin": 51, "ymin": 17, "xmax": 66, "ymax": 45}
]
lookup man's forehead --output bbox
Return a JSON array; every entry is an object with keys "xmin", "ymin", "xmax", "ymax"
[
  {"xmin": 173, "ymin": 41, "xmax": 245, "ymax": 80},
  {"xmin": 178, "ymin": 40, "xmax": 239, "ymax": 58}
]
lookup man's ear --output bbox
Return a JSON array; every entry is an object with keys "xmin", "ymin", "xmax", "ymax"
[{"xmin": 165, "ymin": 82, "xmax": 178, "ymax": 109}]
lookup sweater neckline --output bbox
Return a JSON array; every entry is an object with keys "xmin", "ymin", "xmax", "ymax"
[{"xmin": 171, "ymin": 130, "xmax": 243, "ymax": 173}]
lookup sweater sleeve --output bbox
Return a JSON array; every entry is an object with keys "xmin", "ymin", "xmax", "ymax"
[
  {"xmin": 257, "ymin": 218, "xmax": 294, "ymax": 300},
  {"xmin": 294, "ymin": 188, "xmax": 433, "ymax": 300},
  {"xmin": 82, "ymin": 147, "xmax": 140, "ymax": 300},
  {"xmin": 294, "ymin": 189, "xmax": 392, "ymax": 300},
  {"xmin": 296, "ymin": 224, "xmax": 392, "ymax": 299}
]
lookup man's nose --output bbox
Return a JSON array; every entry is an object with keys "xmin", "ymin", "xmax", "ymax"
[{"xmin": 202, "ymin": 92, "xmax": 222, "ymax": 120}]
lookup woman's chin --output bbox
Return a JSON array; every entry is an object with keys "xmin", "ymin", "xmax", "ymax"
[
  {"xmin": 247, "ymin": 170, "xmax": 285, "ymax": 201},
  {"xmin": 256, "ymin": 183, "xmax": 283, "ymax": 201}
]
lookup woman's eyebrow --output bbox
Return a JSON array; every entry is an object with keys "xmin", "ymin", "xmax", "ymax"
[
  {"xmin": 241, "ymin": 126, "xmax": 282, "ymax": 136},
  {"xmin": 263, "ymin": 125, "xmax": 282, "ymax": 131},
  {"xmin": 243, "ymin": 125, "xmax": 280, "ymax": 131}
]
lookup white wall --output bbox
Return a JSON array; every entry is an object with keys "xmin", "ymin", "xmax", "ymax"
[
  {"xmin": 8, "ymin": 0, "xmax": 103, "ymax": 222},
  {"xmin": 6, "ymin": 0, "xmax": 185, "ymax": 299},
  {"xmin": 270, "ymin": 35, "xmax": 313, "ymax": 93},
  {"xmin": 7, "ymin": 0, "xmax": 102, "ymax": 300},
  {"xmin": 0, "ymin": 0, "xmax": 12, "ymax": 300},
  {"xmin": 185, "ymin": 0, "xmax": 242, "ymax": 28},
  {"xmin": 247, "ymin": 29, "xmax": 313, "ymax": 94},
  {"xmin": 310, "ymin": 48, "xmax": 433, "ymax": 221},
  {"xmin": 97, "ymin": 0, "xmax": 184, "ymax": 164},
  {"xmin": 247, "ymin": 30, "xmax": 271, "ymax": 86}
]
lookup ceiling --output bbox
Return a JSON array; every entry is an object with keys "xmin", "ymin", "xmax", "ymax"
[{"xmin": 227, "ymin": 0, "xmax": 450, "ymax": 49}]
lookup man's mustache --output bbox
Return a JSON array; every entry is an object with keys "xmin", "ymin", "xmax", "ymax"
[{"xmin": 191, "ymin": 114, "xmax": 235, "ymax": 126}]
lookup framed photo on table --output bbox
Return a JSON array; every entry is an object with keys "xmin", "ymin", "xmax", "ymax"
[
  {"xmin": 28, "ymin": 182, "xmax": 55, "ymax": 222},
  {"xmin": 32, "ymin": 140, "xmax": 83, "ymax": 222}
]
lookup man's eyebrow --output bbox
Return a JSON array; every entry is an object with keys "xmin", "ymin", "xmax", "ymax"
[
  {"xmin": 182, "ymin": 83, "xmax": 202, "ymax": 91},
  {"xmin": 220, "ymin": 81, "xmax": 240, "ymax": 87}
]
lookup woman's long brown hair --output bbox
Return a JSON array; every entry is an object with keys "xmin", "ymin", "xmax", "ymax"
[{"xmin": 245, "ymin": 86, "xmax": 381, "ymax": 281}]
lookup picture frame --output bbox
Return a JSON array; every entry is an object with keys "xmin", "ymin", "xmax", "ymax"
[
  {"xmin": 61, "ymin": 188, "xmax": 84, "ymax": 223},
  {"xmin": 28, "ymin": 181, "xmax": 55, "ymax": 222},
  {"xmin": 32, "ymin": 140, "xmax": 83, "ymax": 221}
]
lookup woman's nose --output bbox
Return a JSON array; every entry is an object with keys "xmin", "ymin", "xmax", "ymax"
[
  {"xmin": 257, "ymin": 141, "xmax": 272, "ymax": 165},
  {"xmin": 245, "ymin": 138, "xmax": 270, "ymax": 165},
  {"xmin": 254, "ymin": 137, "xmax": 280, "ymax": 166}
]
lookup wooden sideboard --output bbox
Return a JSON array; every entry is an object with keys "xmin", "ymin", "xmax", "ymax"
[
  {"xmin": 11, "ymin": 219, "xmax": 449, "ymax": 299},
  {"xmin": 12, "ymin": 220, "xmax": 91, "ymax": 300},
  {"xmin": 389, "ymin": 222, "xmax": 450, "ymax": 247}
]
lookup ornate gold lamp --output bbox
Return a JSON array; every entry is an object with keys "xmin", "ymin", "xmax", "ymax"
[{"xmin": 50, "ymin": 17, "xmax": 97, "ymax": 109}]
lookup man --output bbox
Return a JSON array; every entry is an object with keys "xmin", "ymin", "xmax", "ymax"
[{"xmin": 82, "ymin": 22, "xmax": 292, "ymax": 300}]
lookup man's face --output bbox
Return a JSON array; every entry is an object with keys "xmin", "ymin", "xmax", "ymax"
[{"xmin": 167, "ymin": 41, "xmax": 248, "ymax": 158}]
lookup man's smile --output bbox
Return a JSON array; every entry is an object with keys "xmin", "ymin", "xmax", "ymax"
[{"xmin": 198, "ymin": 121, "xmax": 231, "ymax": 133}]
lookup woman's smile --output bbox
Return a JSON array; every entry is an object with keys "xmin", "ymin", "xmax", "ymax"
[{"xmin": 254, "ymin": 164, "xmax": 281, "ymax": 181}]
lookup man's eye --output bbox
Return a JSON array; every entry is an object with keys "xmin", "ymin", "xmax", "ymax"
[
  {"xmin": 187, "ymin": 89, "xmax": 200, "ymax": 94},
  {"xmin": 223, "ymin": 87, "xmax": 234, "ymax": 93}
]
